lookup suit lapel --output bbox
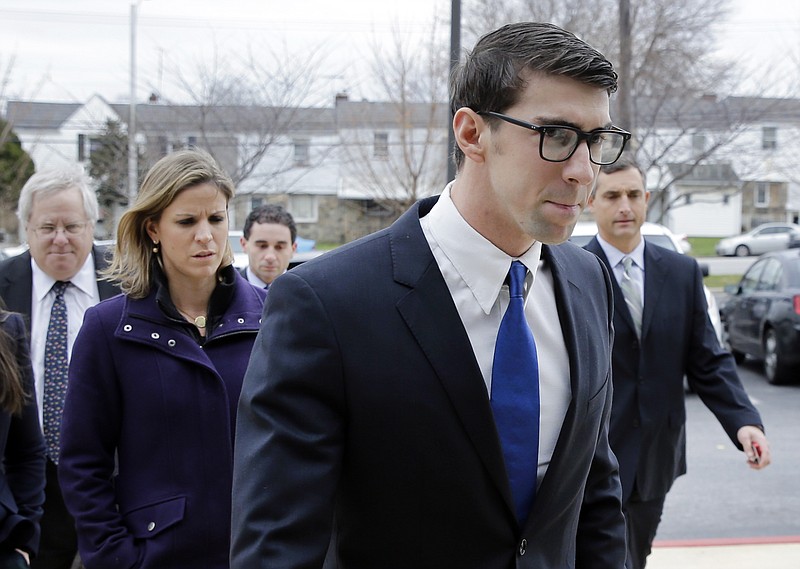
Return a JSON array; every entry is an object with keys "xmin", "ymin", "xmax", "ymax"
[
  {"xmin": 0, "ymin": 252, "xmax": 34, "ymax": 328},
  {"xmin": 641, "ymin": 244, "xmax": 668, "ymax": 339},
  {"xmin": 390, "ymin": 198, "xmax": 514, "ymax": 517},
  {"xmin": 585, "ymin": 238, "xmax": 638, "ymax": 336},
  {"xmin": 531, "ymin": 245, "xmax": 595, "ymax": 517}
]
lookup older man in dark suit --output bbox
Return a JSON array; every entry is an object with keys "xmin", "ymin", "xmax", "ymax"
[
  {"xmin": 0, "ymin": 166, "xmax": 118, "ymax": 569},
  {"xmin": 232, "ymin": 23, "xmax": 632, "ymax": 569},
  {"xmin": 584, "ymin": 155, "xmax": 771, "ymax": 569}
]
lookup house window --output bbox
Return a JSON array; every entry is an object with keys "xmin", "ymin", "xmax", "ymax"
[
  {"xmin": 691, "ymin": 133, "xmax": 706, "ymax": 156},
  {"xmin": 250, "ymin": 197, "xmax": 264, "ymax": 210},
  {"xmin": 755, "ymin": 182, "xmax": 769, "ymax": 207},
  {"xmin": 78, "ymin": 134, "xmax": 105, "ymax": 162},
  {"xmin": 288, "ymin": 194, "xmax": 317, "ymax": 222},
  {"xmin": 158, "ymin": 136, "xmax": 170, "ymax": 156},
  {"xmin": 294, "ymin": 140, "xmax": 310, "ymax": 167},
  {"xmin": 89, "ymin": 136, "xmax": 103, "ymax": 157},
  {"xmin": 374, "ymin": 132, "xmax": 389, "ymax": 158},
  {"xmin": 186, "ymin": 135, "xmax": 197, "ymax": 148},
  {"xmin": 762, "ymin": 127, "xmax": 777, "ymax": 151},
  {"xmin": 77, "ymin": 134, "xmax": 86, "ymax": 161}
]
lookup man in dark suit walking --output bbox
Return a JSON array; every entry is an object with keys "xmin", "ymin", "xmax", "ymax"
[
  {"xmin": 232, "ymin": 23, "xmax": 631, "ymax": 569},
  {"xmin": 238, "ymin": 204, "xmax": 296, "ymax": 289},
  {"xmin": 0, "ymin": 166, "xmax": 119, "ymax": 569},
  {"xmin": 584, "ymin": 156, "xmax": 771, "ymax": 569}
]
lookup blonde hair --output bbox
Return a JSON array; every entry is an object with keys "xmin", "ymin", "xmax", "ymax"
[{"xmin": 104, "ymin": 149, "xmax": 235, "ymax": 298}]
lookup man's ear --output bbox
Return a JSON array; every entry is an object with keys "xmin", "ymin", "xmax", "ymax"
[{"xmin": 453, "ymin": 108, "xmax": 486, "ymax": 165}]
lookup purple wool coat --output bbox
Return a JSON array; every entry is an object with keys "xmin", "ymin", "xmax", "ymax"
[{"xmin": 58, "ymin": 274, "xmax": 265, "ymax": 569}]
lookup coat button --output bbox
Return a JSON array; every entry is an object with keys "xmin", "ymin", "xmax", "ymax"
[
  {"xmin": 168, "ymin": 339, "xmax": 176, "ymax": 347},
  {"xmin": 237, "ymin": 317, "xmax": 245, "ymax": 324},
  {"xmin": 147, "ymin": 521, "xmax": 156, "ymax": 532},
  {"xmin": 518, "ymin": 538, "xmax": 527, "ymax": 556},
  {"xmin": 123, "ymin": 324, "xmax": 132, "ymax": 332},
  {"xmin": 151, "ymin": 332, "xmax": 160, "ymax": 339}
]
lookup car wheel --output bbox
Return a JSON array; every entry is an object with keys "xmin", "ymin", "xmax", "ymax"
[
  {"xmin": 763, "ymin": 328, "xmax": 790, "ymax": 385},
  {"xmin": 734, "ymin": 244, "xmax": 750, "ymax": 257}
]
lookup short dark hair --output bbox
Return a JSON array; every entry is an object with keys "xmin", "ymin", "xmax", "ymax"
[
  {"xmin": 242, "ymin": 204, "xmax": 296, "ymax": 243},
  {"xmin": 599, "ymin": 153, "xmax": 645, "ymax": 179},
  {"xmin": 450, "ymin": 22, "xmax": 618, "ymax": 169},
  {"xmin": 592, "ymin": 153, "xmax": 646, "ymax": 197}
]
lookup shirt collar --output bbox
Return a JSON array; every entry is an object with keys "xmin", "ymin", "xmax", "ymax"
[
  {"xmin": 245, "ymin": 266, "xmax": 270, "ymax": 288},
  {"xmin": 32, "ymin": 250, "xmax": 97, "ymax": 301},
  {"xmin": 596, "ymin": 233, "xmax": 646, "ymax": 270},
  {"xmin": 426, "ymin": 184, "xmax": 543, "ymax": 315}
]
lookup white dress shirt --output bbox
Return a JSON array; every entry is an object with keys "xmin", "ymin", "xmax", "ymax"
[
  {"xmin": 30, "ymin": 253, "xmax": 101, "ymax": 425},
  {"xmin": 596, "ymin": 234, "xmax": 646, "ymax": 302},
  {"xmin": 244, "ymin": 266, "xmax": 270, "ymax": 289},
  {"xmin": 420, "ymin": 184, "xmax": 572, "ymax": 486}
]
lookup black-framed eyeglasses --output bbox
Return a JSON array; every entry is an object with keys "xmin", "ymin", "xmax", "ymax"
[{"xmin": 478, "ymin": 111, "xmax": 631, "ymax": 166}]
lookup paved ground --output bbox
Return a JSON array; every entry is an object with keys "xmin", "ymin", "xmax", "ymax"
[{"xmin": 648, "ymin": 537, "xmax": 800, "ymax": 568}]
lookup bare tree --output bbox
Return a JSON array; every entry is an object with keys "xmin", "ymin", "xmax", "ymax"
[
  {"xmin": 337, "ymin": 20, "xmax": 450, "ymax": 216},
  {"xmin": 153, "ymin": 41, "xmax": 332, "ymax": 188},
  {"xmin": 462, "ymin": 0, "xmax": 798, "ymax": 223}
]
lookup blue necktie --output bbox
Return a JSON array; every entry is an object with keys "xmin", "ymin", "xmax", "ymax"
[
  {"xmin": 491, "ymin": 261, "xmax": 540, "ymax": 524},
  {"xmin": 43, "ymin": 281, "xmax": 69, "ymax": 464}
]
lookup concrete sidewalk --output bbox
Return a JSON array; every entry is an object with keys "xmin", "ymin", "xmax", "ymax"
[{"xmin": 648, "ymin": 537, "xmax": 800, "ymax": 568}]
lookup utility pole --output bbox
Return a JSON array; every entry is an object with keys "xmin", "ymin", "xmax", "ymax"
[
  {"xmin": 128, "ymin": 2, "xmax": 140, "ymax": 205},
  {"xmin": 618, "ymin": 0, "xmax": 634, "ymax": 139},
  {"xmin": 447, "ymin": 0, "xmax": 461, "ymax": 183}
]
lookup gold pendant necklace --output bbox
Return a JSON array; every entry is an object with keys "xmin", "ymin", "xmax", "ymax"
[{"xmin": 177, "ymin": 307, "xmax": 207, "ymax": 329}]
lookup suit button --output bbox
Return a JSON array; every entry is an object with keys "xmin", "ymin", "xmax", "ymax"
[
  {"xmin": 147, "ymin": 521, "xmax": 156, "ymax": 532},
  {"xmin": 518, "ymin": 538, "xmax": 527, "ymax": 556}
]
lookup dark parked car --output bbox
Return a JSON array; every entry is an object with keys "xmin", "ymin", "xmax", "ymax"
[{"xmin": 720, "ymin": 249, "xmax": 800, "ymax": 384}]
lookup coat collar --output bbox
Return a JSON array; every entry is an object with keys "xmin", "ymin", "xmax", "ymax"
[{"xmin": 117, "ymin": 274, "xmax": 265, "ymax": 356}]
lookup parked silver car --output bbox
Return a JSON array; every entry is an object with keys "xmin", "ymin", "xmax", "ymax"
[{"xmin": 715, "ymin": 222, "xmax": 800, "ymax": 257}]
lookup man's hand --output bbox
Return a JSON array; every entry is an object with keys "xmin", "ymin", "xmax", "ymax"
[{"xmin": 737, "ymin": 426, "xmax": 770, "ymax": 470}]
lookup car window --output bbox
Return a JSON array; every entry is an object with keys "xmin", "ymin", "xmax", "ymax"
[
  {"xmin": 739, "ymin": 260, "xmax": 767, "ymax": 294},
  {"xmin": 757, "ymin": 259, "xmax": 782, "ymax": 291},
  {"xmin": 784, "ymin": 258, "xmax": 800, "ymax": 287}
]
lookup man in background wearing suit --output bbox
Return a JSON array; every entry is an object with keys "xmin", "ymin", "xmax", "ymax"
[
  {"xmin": 239, "ymin": 204, "xmax": 297, "ymax": 289},
  {"xmin": 585, "ymin": 156, "xmax": 771, "ymax": 569},
  {"xmin": 0, "ymin": 166, "xmax": 119, "ymax": 569},
  {"xmin": 232, "ymin": 22, "xmax": 630, "ymax": 569}
]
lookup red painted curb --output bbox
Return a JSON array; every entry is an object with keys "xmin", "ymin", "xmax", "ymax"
[{"xmin": 654, "ymin": 535, "xmax": 800, "ymax": 548}]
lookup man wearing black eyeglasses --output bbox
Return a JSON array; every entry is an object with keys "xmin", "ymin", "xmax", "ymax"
[{"xmin": 233, "ymin": 22, "xmax": 627, "ymax": 569}]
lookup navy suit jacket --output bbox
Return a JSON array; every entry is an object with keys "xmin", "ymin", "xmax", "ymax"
[
  {"xmin": 232, "ymin": 196, "xmax": 626, "ymax": 569},
  {"xmin": 585, "ymin": 238, "xmax": 762, "ymax": 502},
  {"xmin": 0, "ymin": 246, "xmax": 120, "ymax": 327}
]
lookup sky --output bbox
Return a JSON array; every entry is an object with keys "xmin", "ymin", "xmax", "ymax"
[{"xmin": 0, "ymin": 0, "xmax": 798, "ymax": 106}]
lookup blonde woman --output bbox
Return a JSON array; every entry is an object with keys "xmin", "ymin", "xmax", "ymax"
[{"xmin": 58, "ymin": 150, "xmax": 265, "ymax": 569}]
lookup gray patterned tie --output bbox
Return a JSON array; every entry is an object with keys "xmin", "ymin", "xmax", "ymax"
[
  {"xmin": 620, "ymin": 257, "xmax": 643, "ymax": 338},
  {"xmin": 43, "ymin": 281, "xmax": 69, "ymax": 464}
]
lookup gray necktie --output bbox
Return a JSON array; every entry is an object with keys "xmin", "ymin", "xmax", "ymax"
[{"xmin": 620, "ymin": 257, "xmax": 643, "ymax": 337}]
